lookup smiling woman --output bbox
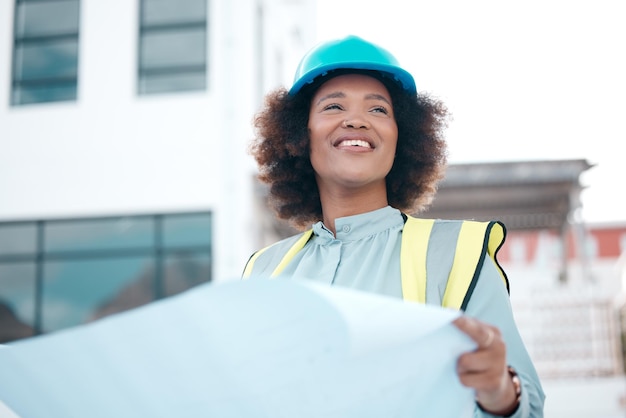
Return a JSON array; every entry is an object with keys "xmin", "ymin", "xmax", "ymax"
[
  {"xmin": 245, "ymin": 35, "xmax": 545, "ymax": 417},
  {"xmin": 250, "ymin": 36, "xmax": 448, "ymax": 230}
]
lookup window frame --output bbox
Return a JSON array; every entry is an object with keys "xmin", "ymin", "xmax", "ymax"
[
  {"xmin": 10, "ymin": 0, "xmax": 81, "ymax": 106},
  {"xmin": 137, "ymin": 0, "xmax": 208, "ymax": 95},
  {"xmin": 0, "ymin": 211, "xmax": 213, "ymax": 338}
]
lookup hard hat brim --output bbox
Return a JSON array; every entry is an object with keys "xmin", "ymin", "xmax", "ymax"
[{"xmin": 289, "ymin": 62, "xmax": 416, "ymax": 96}]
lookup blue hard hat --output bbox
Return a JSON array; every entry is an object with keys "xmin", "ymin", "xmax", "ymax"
[{"xmin": 289, "ymin": 35, "xmax": 416, "ymax": 96}]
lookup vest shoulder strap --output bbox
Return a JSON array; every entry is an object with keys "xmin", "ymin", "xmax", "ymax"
[
  {"xmin": 400, "ymin": 217, "xmax": 435, "ymax": 305},
  {"xmin": 401, "ymin": 215, "xmax": 508, "ymax": 310},
  {"xmin": 270, "ymin": 229, "xmax": 314, "ymax": 278},
  {"xmin": 442, "ymin": 219, "xmax": 508, "ymax": 310},
  {"xmin": 242, "ymin": 230, "xmax": 314, "ymax": 279}
]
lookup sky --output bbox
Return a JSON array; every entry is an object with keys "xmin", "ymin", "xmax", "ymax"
[{"xmin": 315, "ymin": 0, "xmax": 626, "ymax": 224}]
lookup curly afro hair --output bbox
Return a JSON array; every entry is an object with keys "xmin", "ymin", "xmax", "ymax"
[{"xmin": 250, "ymin": 70, "xmax": 449, "ymax": 230}]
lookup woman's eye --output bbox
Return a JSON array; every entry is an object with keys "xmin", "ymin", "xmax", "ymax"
[
  {"xmin": 323, "ymin": 103, "xmax": 343, "ymax": 111},
  {"xmin": 371, "ymin": 106, "xmax": 388, "ymax": 114}
]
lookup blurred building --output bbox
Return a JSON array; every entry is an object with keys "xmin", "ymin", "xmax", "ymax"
[
  {"xmin": 426, "ymin": 160, "xmax": 626, "ymax": 380},
  {"xmin": 0, "ymin": 0, "xmax": 316, "ymax": 341}
]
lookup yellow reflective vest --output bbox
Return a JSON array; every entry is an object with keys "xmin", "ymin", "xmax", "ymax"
[{"xmin": 243, "ymin": 214, "xmax": 508, "ymax": 311}]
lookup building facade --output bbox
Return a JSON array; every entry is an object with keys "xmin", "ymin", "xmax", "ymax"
[{"xmin": 0, "ymin": 0, "xmax": 316, "ymax": 341}]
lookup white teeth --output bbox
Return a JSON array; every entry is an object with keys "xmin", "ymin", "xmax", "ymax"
[{"xmin": 339, "ymin": 139, "xmax": 371, "ymax": 148}]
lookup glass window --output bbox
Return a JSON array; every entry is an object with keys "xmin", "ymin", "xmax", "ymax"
[
  {"xmin": 11, "ymin": 0, "xmax": 80, "ymax": 106},
  {"xmin": 0, "ymin": 211, "xmax": 212, "ymax": 341},
  {"xmin": 141, "ymin": 28, "xmax": 206, "ymax": 69},
  {"xmin": 142, "ymin": 0, "xmax": 206, "ymax": 25},
  {"xmin": 15, "ymin": 0, "xmax": 80, "ymax": 37},
  {"xmin": 0, "ymin": 223, "xmax": 37, "ymax": 255},
  {"xmin": 164, "ymin": 252, "xmax": 211, "ymax": 296},
  {"xmin": 163, "ymin": 213, "xmax": 211, "ymax": 248},
  {"xmin": 45, "ymin": 217, "xmax": 154, "ymax": 253},
  {"xmin": 42, "ymin": 257, "xmax": 154, "ymax": 332},
  {"xmin": 13, "ymin": 38, "xmax": 79, "ymax": 81},
  {"xmin": 11, "ymin": 82, "xmax": 77, "ymax": 105},
  {"xmin": 0, "ymin": 262, "xmax": 36, "ymax": 342},
  {"xmin": 138, "ymin": 71, "xmax": 206, "ymax": 95},
  {"xmin": 138, "ymin": 0, "xmax": 207, "ymax": 95}
]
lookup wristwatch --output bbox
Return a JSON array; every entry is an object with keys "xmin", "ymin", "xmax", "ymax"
[{"xmin": 506, "ymin": 366, "xmax": 522, "ymax": 415}]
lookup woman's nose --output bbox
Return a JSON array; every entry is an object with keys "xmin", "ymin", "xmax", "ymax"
[{"xmin": 343, "ymin": 117, "xmax": 370, "ymax": 129}]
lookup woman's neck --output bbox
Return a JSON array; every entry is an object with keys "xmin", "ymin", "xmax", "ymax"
[{"xmin": 318, "ymin": 184, "xmax": 389, "ymax": 235}]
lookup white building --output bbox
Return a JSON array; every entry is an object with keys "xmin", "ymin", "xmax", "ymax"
[{"xmin": 0, "ymin": 0, "xmax": 316, "ymax": 338}]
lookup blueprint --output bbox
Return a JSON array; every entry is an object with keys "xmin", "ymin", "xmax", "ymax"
[{"xmin": 0, "ymin": 278, "xmax": 476, "ymax": 418}]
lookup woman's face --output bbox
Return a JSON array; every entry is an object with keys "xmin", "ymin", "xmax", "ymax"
[{"xmin": 308, "ymin": 74, "xmax": 398, "ymax": 194}]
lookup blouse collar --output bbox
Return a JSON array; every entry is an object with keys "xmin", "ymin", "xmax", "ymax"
[{"xmin": 312, "ymin": 206, "xmax": 404, "ymax": 242}]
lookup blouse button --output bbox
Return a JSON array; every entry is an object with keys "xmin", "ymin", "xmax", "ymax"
[{"xmin": 342, "ymin": 225, "xmax": 350, "ymax": 233}]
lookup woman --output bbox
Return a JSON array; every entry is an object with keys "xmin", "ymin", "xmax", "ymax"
[{"xmin": 244, "ymin": 35, "xmax": 545, "ymax": 417}]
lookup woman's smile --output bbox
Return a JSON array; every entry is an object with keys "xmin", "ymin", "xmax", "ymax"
[{"xmin": 333, "ymin": 133, "xmax": 374, "ymax": 150}]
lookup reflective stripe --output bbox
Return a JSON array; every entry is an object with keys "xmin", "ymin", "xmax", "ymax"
[
  {"xmin": 242, "ymin": 246, "xmax": 270, "ymax": 279},
  {"xmin": 468, "ymin": 221, "xmax": 507, "ymax": 305},
  {"xmin": 270, "ymin": 229, "xmax": 314, "ymax": 277},
  {"xmin": 442, "ymin": 221, "xmax": 507, "ymax": 310},
  {"xmin": 400, "ymin": 217, "xmax": 434, "ymax": 303},
  {"xmin": 442, "ymin": 221, "xmax": 490, "ymax": 309}
]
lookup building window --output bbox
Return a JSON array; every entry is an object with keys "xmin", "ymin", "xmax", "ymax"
[
  {"xmin": 138, "ymin": 0, "xmax": 207, "ymax": 95},
  {"xmin": 0, "ymin": 211, "xmax": 212, "ymax": 343},
  {"xmin": 11, "ymin": 0, "xmax": 80, "ymax": 106}
]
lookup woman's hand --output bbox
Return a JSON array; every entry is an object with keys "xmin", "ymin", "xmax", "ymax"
[{"xmin": 453, "ymin": 316, "xmax": 519, "ymax": 415}]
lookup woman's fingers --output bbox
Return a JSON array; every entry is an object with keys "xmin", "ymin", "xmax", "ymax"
[
  {"xmin": 453, "ymin": 316, "xmax": 507, "ymax": 389},
  {"xmin": 453, "ymin": 316, "xmax": 518, "ymax": 412},
  {"xmin": 453, "ymin": 315, "xmax": 498, "ymax": 350}
]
